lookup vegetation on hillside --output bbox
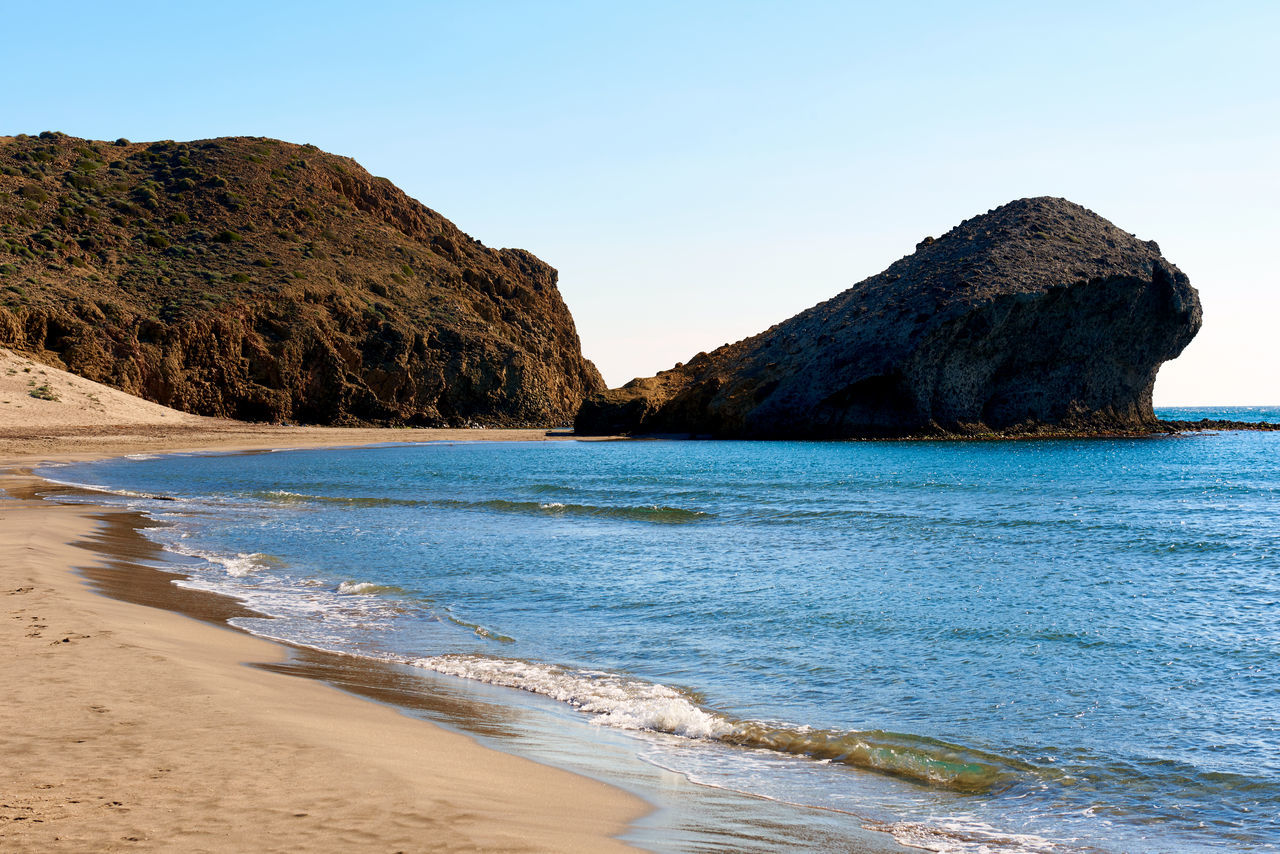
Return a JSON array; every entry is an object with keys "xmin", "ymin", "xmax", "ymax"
[{"xmin": 0, "ymin": 131, "xmax": 601, "ymax": 425}]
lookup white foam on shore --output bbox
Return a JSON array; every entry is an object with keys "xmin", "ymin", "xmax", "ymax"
[
  {"xmin": 160, "ymin": 543, "xmax": 276, "ymax": 577},
  {"xmin": 409, "ymin": 654, "xmax": 731, "ymax": 739},
  {"xmin": 34, "ymin": 473, "xmax": 157, "ymax": 500},
  {"xmin": 172, "ymin": 564, "xmax": 408, "ymax": 633},
  {"xmin": 214, "ymin": 552, "xmax": 270, "ymax": 577},
  {"xmin": 143, "ymin": 531, "xmax": 423, "ymax": 639},
  {"xmin": 879, "ymin": 816, "xmax": 1065, "ymax": 854}
]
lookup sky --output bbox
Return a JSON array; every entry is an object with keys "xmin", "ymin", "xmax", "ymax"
[{"xmin": 4, "ymin": 1, "xmax": 1276, "ymax": 404}]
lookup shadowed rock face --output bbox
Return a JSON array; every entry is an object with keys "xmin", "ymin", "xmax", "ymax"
[
  {"xmin": 0, "ymin": 132, "xmax": 602, "ymax": 426},
  {"xmin": 576, "ymin": 197, "xmax": 1202, "ymax": 438}
]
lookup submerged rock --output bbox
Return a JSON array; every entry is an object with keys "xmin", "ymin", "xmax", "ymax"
[{"xmin": 576, "ymin": 197, "xmax": 1202, "ymax": 438}]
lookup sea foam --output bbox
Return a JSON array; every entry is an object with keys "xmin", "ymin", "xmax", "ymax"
[
  {"xmin": 337, "ymin": 580, "xmax": 406, "ymax": 595},
  {"xmin": 411, "ymin": 654, "xmax": 730, "ymax": 739},
  {"xmin": 173, "ymin": 547, "xmax": 275, "ymax": 577},
  {"xmin": 407, "ymin": 653, "xmax": 1013, "ymax": 791}
]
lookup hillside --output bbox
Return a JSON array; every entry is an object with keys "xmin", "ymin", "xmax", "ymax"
[
  {"xmin": 576, "ymin": 197, "xmax": 1202, "ymax": 438},
  {"xmin": 0, "ymin": 132, "xmax": 602, "ymax": 426}
]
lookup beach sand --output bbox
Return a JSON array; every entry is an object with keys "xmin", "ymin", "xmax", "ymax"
[{"xmin": 0, "ymin": 347, "xmax": 645, "ymax": 852}]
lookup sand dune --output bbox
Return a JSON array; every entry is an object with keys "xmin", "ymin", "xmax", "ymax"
[{"xmin": 0, "ymin": 349, "xmax": 204, "ymax": 429}]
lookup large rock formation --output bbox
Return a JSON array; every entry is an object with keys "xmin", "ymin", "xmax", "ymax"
[
  {"xmin": 0, "ymin": 132, "xmax": 602, "ymax": 425},
  {"xmin": 576, "ymin": 197, "xmax": 1201, "ymax": 438}
]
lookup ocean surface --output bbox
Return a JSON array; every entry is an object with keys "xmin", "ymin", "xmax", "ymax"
[{"xmin": 42, "ymin": 406, "xmax": 1280, "ymax": 853}]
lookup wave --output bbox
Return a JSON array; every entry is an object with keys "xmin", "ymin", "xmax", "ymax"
[
  {"xmin": 443, "ymin": 615, "xmax": 515, "ymax": 643},
  {"xmin": 32, "ymin": 473, "xmax": 170, "ymax": 501},
  {"xmin": 408, "ymin": 653, "xmax": 1018, "ymax": 792},
  {"xmin": 722, "ymin": 724, "xmax": 1019, "ymax": 793},
  {"xmin": 470, "ymin": 499, "xmax": 712, "ymax": 523},
  {"xmin": 168, "ymin": 545, "xmax": 282, "ymax": 577},
  {"xmin": 526, "ymin": 483, "xmax": 573, "ymax": 495},
  {"xmin": 336, "ymin": 580, "xmax": 408, "ymax": 596},
  {"xmin": 248, "ymin": 489, "xmax": 712, "ymax": 524},
  {"xmin": 248, "ymin": 490, "xmax": 425, "ymax": 509}
]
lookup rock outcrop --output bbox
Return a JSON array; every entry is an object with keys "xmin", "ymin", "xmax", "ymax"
[
  {"xmin": 0, "ymin": 132, "xmax": 603, "ymax": 425},
  {"xmin": 576, "ymin": 197, "xmax": 1201, "ymax": 438}
]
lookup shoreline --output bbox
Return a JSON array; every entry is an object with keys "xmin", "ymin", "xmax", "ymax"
[
  {"xmin": 0, "ymin": 427, "xmax": 650, "ymax": 853},
  {"xmin": 3, "ymin": 424, "xmax": 914, "ymax": 853}
]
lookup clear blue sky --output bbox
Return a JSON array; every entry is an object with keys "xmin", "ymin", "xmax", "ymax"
[{"xmin": 5, "ymin": 1, "xmax": 1276, "ymax": 403}]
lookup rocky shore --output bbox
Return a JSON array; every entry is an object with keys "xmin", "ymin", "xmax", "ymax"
[{"xmin": 576, "ymin": 198, "xmax": 1203, "ymax": 439}]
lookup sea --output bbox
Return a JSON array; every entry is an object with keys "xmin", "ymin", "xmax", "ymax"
[{"xmin": 38, "ymin": 406, "xmax": 1280, "ymax": 853}]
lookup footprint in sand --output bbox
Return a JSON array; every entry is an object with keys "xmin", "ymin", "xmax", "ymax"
[{"xmin": 47, "ymin": 632, "xmax": 91, "ymax": 645}]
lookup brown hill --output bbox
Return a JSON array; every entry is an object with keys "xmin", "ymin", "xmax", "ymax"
[
  {"xmin": 0, "ymin": 132, "xmax": 602, "ymax": 426},
  {"xmin": 576, "ymin": 197, "xmax": 1202, "ymax": 438}
]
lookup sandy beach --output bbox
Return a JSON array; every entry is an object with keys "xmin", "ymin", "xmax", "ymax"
[{"xmin": 0, "ymin": 348, "xmax": 645, "ymax": 852}]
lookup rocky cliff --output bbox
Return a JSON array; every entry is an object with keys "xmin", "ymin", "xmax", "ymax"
[
  {"xmin": 0, "ymin": 132, "xmax": 602, "ymax": 425},
  {"xmin": 576, "ymin": 197, "xmax": 1201, "ymax": 438}
]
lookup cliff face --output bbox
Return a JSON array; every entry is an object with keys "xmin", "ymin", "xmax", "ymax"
[
  {"xmin": 0, "ymin": 132, "xmax": 603, "ymax": 425},
  {"xmin": 576, "ymin": 197, "xmax": 1201, "ymax": 438}
]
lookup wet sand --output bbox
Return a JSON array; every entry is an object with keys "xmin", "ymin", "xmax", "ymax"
[{"xmin": 0, "ymin": 462, "xmax": 648, "ymax": 853}]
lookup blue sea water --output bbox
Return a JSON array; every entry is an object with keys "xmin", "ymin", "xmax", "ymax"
[
  {"xmin": 1159, "ymin": 405, "xmax": 1280, "ymax": 423},
  {"xmin": 42, "ymin": 408, "xmax": 1280, "ymax": 853}
]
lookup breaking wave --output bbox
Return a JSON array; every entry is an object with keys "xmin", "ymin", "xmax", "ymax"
[
  {"xmin": 336, "ymin": 580, "xmax": 408, "ymax": 596},
  {"xmin": 166, "ymin": 545, "xmax": 281, "ymax": 577},
  {"xmin": 409, "ymin": 653, "xmax": 1018, "ymax": 792}
]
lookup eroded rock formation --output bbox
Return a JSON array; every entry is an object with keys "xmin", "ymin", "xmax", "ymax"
[{"xmin": 576, "ymin": 197, "xmax": 1201, "ymax": 438}]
